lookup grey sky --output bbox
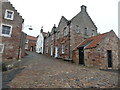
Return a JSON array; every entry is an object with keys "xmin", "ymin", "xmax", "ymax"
[{"xmin": 9, "ymin": 0, "xmax": 119, "ymax": 37}]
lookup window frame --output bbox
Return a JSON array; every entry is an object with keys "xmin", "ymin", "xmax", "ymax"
[
  {"xmin": 0, "ymin": 44, "xmax": 4, "ymax": 53},
  {"xmin": 84, "ymin": 27, "xmax": 88, "ymax": 35},
  {"xmin": 63, "ymin": 27, "xmax": 68, "ymax": 36},
  {"xmin": 1, "ymin": 24, "xmax": 13, "ymax": 37},
  {"xmin": 75, "ymin": 25, "xmax": 80, "ymax": 34},
  {"xmin": 4, "ymin": 9, "xmax": 14, "ymax": 20}
]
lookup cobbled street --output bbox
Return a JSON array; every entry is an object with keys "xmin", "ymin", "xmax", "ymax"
[{"xmin": 3, "ymin": 52, "xmax": 119, "ymax": 88}]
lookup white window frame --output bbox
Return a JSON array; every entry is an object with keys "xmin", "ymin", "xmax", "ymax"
[
  {"xmin": 61, "ymin": 44, "xmax": 64, "ymax": 54},
  {"xmin": 4, "ymin": 9, "xmax": 14, "ymax": 20},
  {"xmin": 0, "ymin": 44, "xmax": 4, "ymax": 53},
  {"xmin": 1, "ymin": 24, "xmax": 13, "ymax": 37}
]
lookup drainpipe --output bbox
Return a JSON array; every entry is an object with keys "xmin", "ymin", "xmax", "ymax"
[{"xmin": 67, "ymin": 21, "xmax": 71, "ymax": 59}]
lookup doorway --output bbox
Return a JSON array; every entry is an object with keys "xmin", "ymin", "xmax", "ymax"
[
  {"xmin": 107, "ymin": 50, "xmax": 112, "ymax": 67},
  {"xmin": 55, "ymin": 46, "xmax": 58, "ymax": 58},
  {"xmin": 79, "ymin": 47, "xmax": 84, "ymax": 65}
]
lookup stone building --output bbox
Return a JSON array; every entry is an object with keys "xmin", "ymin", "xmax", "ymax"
[
  {"xmin": 0, "ymin": 0, "xmax": 24, "ymax": 62},
  {"xmin": 72, "ymin": 30, "xmax": 119, "ymax": 69},
  {"xmin": 44, "ymin": 5, "xmax": 97, "ymax": 60},
  {"xmin": 25, "ymin": 35, "xmax": 37, "ymax": 52}
]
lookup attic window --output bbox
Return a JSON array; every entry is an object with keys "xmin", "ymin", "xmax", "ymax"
[
  {"xmin": 0, "ymin": 44, "xmax": 4, "ymax": 53},
  {"xmin": 4, "ymin": 9, "xmax": 14, "ymax": 20},
  {"xmin": 75, "ymin": 25, "xmax": 80, "ymax": 34},
  {"xmin": 63, "ymin": 27, "xmax": 68, "ymax": 36},
  {"xmin": 84, "ymin": 27, "xmax": 88, "ymax": 35}
]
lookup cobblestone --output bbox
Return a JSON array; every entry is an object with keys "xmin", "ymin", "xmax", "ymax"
[{"xmin": 4, "ymin": 52, "xmax": 119, "ymax": 88}]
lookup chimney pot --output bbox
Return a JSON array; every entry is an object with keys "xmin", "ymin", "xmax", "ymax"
[{"xmin": 81, "ymin": 5, "xmax": 87, "ymax": 12}]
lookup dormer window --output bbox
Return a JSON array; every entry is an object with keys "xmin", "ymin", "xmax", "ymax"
[
  {"xmin": 1, "ymin": 24, "xmax": 12, "ymax": 37},
  {"xmin": 75, "ymin": 25, "xmax": 80, "ymax": 34},
  {"xmin": 0, "ymin": 44, "xmax": 4, "ymax": 53},
  {"xmin": 4, "ymin": 9, "xmax": 14, "ymax": 20}
]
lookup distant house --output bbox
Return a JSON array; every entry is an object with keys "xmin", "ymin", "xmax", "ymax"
[
  {"xmin": 0, "ymin": 0, "xmax": 25, "ymax": 62},
  {"xmin": 72, "ymin": 30, "xmax": 119, "ymax": 69},
  {"xmin": 25, "ymin": 35, "xmax": 37, "ymax": 52},
  {"xmin": 36, "ymin": 28, "xmax": 47, "ymax": 54}
]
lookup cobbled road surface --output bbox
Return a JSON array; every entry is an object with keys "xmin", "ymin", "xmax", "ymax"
[{"xmin": 5, "ymin": 52, "xmax": 119, "ymax": 88}]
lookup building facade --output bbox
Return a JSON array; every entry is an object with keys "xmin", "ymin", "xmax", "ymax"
[
  {"xmin": 44, "ymin": 5, "xmax": 97, "ymax": 60},
  {"xmin": 0, "ymin": 1, "xmax": 24, "ymax": 62},
  {"xmin": 25, "ymin": 35, "xmax": 37, "ymax": 52}
]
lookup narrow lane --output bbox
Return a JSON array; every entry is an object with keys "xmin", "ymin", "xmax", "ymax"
[{"xmin": 4, "ymin": 52, "xmax": 119, "ymax": 88}]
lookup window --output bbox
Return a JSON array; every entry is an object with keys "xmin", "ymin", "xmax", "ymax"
[
  {"xmin": 75, "ymin": 25, "xmax": 80, "ymax": 34},
  {"xmin": 0, "ymin": 44, "xmax": 4, "ymax": 53},
  {"xmin": 57, "ymin": 32, "xmax": 60, "ymax": 39},
  {"xmin": 51, "ymin": 35, "xmax": 54, "ymax": 40},
  {"xmin": 25, "ymin": 45, "xmax": 28, "ymax": 49},
  {"xmin": 84, "ymin": 27, "xmax": 87, "ymax": 35},
  {"xmin": 4, "ymin": 9, "xmax": 14, "ymax": 20},
  {"xmin": 1, "ymin": 24, "xmax": 12, "ymax": 37},
  {"xmin": 26, "ymin": 40, "xmax": 29, "ymax": 43},
  {"xmin": 61, "ymin": 44, "xmax": 64, "ymax": 54},
  {"xmin": 63, "ymin": 27, "xmax": 68, "ymax": 36}
]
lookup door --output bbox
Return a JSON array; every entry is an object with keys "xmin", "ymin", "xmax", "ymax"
[
  {"xmin": 51, "ymin": 45, "xmax": 53, "ymax": 56},
  {"xmin": 107, "ymin": 50, "xmax": 112, "ymax": 67},
  {"xmin": 79, "ymin": 47, "xmax": 84, "ymax": 65},
  {"xmin": 55, "ymin": 46, "xmax": 58, "ymax": 58}
]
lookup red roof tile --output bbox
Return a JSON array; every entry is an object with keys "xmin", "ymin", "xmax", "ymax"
[
  {"xmin": 74, "ymin": 32, "xmax": 108, "ymax": 50},
  {"xmin": 26, "ymin": 35, "xmax": 37, "ymax": 41}
]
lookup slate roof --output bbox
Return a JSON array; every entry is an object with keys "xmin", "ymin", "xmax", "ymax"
[{"xmin": 73, "ymin": 32, "xmax": 108, "ymax": 50}]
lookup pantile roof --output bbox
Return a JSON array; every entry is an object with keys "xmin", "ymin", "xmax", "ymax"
[
  {"xmin": 26, "ymin": 35, "xmax": 37, "ymax": 41},
  {"xmin": 74, "ymin": 32, "xmax": 108, "ymax": 50}
]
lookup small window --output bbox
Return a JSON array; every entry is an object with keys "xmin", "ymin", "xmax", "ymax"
[
  {"xmin": 61, "ymin": 44, "xmax": 64, "ymax": 54},
  {"xmin": 4, "ymin": 9, "xmax": 14, "ymax": 20},
  {"xmin": 84, "ymin": 27, "xmax": 87, "ymax": 35},
  {"xmin": 57, "ymin": 32, "xmax": 60, "ymax": 39},
  {"xmin": 25, "ymin": 45, "xmax": 28, "ymax": 49},
  {"xmin": 0, "ymin": 44, "xmax": 4, "ymax": 53},
  {"xmin": 51, "ymin": 35, "xmax": 54, "ymax": 40},
  {"xmin": 75, "ymin": 25, "xmax": 80, "ymax": 33},
  {"xmin": 26, "ymin": 40, "xmax": 29, "ymax": 43},
  {"xmin": 63, "ymin": 27, "xmax": 68, "ymax": 36},
  {"xmin": 1, "ymin": 24, "xmax": 12, "ymax": 37}
]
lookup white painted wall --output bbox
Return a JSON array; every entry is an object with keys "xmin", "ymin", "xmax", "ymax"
[{"xmin": 36, "ymin": 32, "xmax": 44, "ymax": 54}]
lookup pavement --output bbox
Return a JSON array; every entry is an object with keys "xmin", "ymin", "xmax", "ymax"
[{"xmin": 2, "ymin": 52, "xmax": 120, "ymax": 88}]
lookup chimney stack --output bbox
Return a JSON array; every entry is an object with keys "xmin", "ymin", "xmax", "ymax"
[{"xmin": 81, "ymin": 5, "xmax": 87, "ymax": 12}]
